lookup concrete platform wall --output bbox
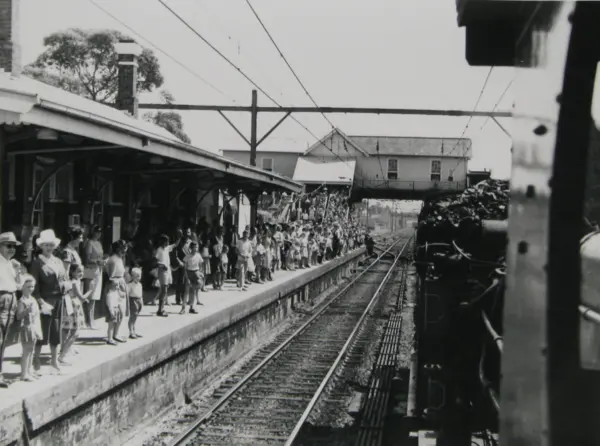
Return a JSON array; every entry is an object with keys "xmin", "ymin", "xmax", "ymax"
[{"xmin": 4, "ymin": 249, "xmax": 365, "ymax": 446}]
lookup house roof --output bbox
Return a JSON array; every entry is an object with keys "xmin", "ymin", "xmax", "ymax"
[
  {"xmin": 220, "ymin": 148, "xmax": 305, "ymax": 154},
  {"xmin": 220, "ymin": 134, "xmax": 472, "ymax": 159},
  {"xmin": 303, "ymin": 127, "xmax": 370, "ymax": 157},
  {"xmin": 0, "ymin": 73, "xmax": 302, "ymax": 193},
  {"xmin": 347, "ymin": 135, "xmax": 472, "ymax": 158},
  {"xmin": 292, "ymin": 158, "xmax": 356, "ymax": 185}
]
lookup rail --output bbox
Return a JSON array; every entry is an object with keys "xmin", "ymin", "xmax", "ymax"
[
  {"xmin": 169, "ymin": 234, "xmax": 409, "ymax": 446},
  {"xmin": 284, "ymin": 236, "xmax": 412, "ymax": 445}
]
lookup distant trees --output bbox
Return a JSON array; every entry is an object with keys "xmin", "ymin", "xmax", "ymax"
[
  {"xmin": 25, "ymin": 28, "xmax": 190, "ymax": 143},
  {"xmin": 143, "ymin": 91, "xmax": 191, "ymax": 144}
]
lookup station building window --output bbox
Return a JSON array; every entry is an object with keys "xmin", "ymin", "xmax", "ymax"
[
  {"xmin": 430, "ymin": 159, "xmax": 442, "ymax": 181},
  {"xmin": 387, "ymin": 159, "xmax": 398, "ymax": 180},
  {"xmin": 262, "ymin": 158, "xmax": 274, "ymax": 172}
]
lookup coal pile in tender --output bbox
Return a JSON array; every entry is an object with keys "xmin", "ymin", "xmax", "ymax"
[{"xmin": 417, "ymin": 179, "xmax": 509, "ymax": 247}]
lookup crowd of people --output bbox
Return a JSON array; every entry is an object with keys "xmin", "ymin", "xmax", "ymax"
[{"xmin": 0, "ymin": 187, "xmax": 368, "ymax": 388}]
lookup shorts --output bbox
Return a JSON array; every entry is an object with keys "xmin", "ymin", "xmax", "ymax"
[
  {"xmin": 186, "ymin": 269, "xmax": 203, "ymax": 286},
  {"xmin": 158, "ymin": 268, "xmax": 172, "ymax": 286},
  {"xmin": 129, "ymin": 297, "xmax": 143, "ymax": 317}
]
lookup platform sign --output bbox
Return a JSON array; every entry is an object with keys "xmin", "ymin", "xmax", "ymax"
[{"xmin": 112, "ymin": 216, "xmax": 121, "ymax": 243}]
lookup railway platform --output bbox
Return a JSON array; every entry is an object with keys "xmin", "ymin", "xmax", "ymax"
[{"xmin": 0, "ymin": 247, "xmax": 365, "ymax": 446}]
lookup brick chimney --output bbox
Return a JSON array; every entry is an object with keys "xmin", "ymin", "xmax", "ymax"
[
  {"xmin": 0, "ymin": 0, "xmax": 21, "ymax": 76},
  {"xmin": 115, "ymin": 39, "xmax": 142, "ymax": 118}
]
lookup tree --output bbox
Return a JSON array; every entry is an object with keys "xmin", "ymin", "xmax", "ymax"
[
  {"xmin": 25, "ymin": 28, "xmax": 164, "ymax": 103},
  {"xmin": 143, "ymin": 90, "xmax": 191, "ymax": 144},
  {"xmin": 26, "ymin": 28, "xmax": 192, "ymax": 143}
]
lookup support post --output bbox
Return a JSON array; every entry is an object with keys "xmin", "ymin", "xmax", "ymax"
[
  {"xmin": 249, "ymin": 191, "xmax": 258, "ymax": 228},
  {"xmin": 0, "ymin": 128, "xmax": 5, "ymax": 232},
  {"xmin": 250, "ymin": 89, "xmax": 258, "ymax": 167},
  {"xmin": 249, "ymin": 89, "xmax": 258, "ymax": 225}
]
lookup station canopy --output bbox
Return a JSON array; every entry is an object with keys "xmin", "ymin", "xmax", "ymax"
[
  {"xmin": 292, "ymin": 157, "xmax": 356, "ymax": 186},
  {"xmin": 0, "ymin": 73, "xmax": 302, "ymax": 195}
]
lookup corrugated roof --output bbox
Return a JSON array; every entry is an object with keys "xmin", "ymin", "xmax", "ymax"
[
  {"xmin": 293, "ymin": 158, "xmax": 356, "ymax": 185},
  {"xmin": 0, "ymin": 73, "xmax": 303, "ymax": 193},
  {"xmin": 347, "ymin": 135, "xmax": 472, "ymax": 158},
  {"xmin": 0, "ymin": 73, "xmax": 181, "ymax": 143}
]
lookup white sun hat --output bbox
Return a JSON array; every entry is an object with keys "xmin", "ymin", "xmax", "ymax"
[{"xmin": 36, "ymin": 229, "xmax": 61, "ymax": 248}]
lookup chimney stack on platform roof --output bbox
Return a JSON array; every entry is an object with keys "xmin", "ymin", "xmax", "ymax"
[
  {"xmin": 115, "ymin": 39, "xmax": 142, "ymax": 118},
  {"xmin": 0, "ymin": 0, "xmax": 21, "ymax": 76}
]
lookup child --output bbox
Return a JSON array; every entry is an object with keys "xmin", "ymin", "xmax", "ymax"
[
  {"xmin": 263, "ymin": 236, "xmax": 273, "ymax": 281},
  {"xmin": 286, "ymin": 243, "xmax": 297, "ymax": 271},
  {"xmin": 200, "ymin": 241, "xmax": 211, "ymax": 292},
  {"xmin": 254, "ymin": 238, "xmax": 266, "ymax": 284},
  {"xmin": 300, "ymin": 232, "xmax": 309, "ymax": 268},
  {"xmin": 16, "ymin": 275, "xmax": 42, "ymax": 381},
  {"xmin": 106, "ymin": 278, "xmax": 127, "ymax": 345},
  {"xmin": 310, "ymin": 234, "xmax": 319, "ymax": 266},
  {"xmin": 152, "ymin": 234, "xmax": 175, "ymax": 314},
  {"xmin": 220, "ymin": 245, "xmax": 229, "ymax": 288},
  {"xmin": 294, "ymin": 240, "xmax": 302, "ymax": 270},
  {"xmin": 127, "ymin": 268, "xmax": 144, "ymax": 338},
  {"xmin": 212, "ymin": 239, "xmax": 225, "ymax": 291},
  {"xmin": 181, "ymin": 241, "xmax": 203, "ymax": 314},
  {"xmin": 60, "ymin": 264, "xmax": 98, "ymax": 363}
]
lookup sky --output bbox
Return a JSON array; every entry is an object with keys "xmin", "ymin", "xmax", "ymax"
[{"xmin": 20, "ymin": 0, "xmax": 514, "ymax": 179}]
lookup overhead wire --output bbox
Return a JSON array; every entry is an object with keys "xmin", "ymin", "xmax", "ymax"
[
  {"xmin": 86, "ymin": 0, "xmax": 232, "ymax": 102},
  {"xmin": 159, "ymin": 0, "xmax": 364, "ymax": 179},
  {"xmin": 244, "ymin": 0, "xmax": 336, "ymax": 130},
  {"xmin": 478, "ymin": 78, "xmax": 513, "ymax": 132},
  {"xmin": 448, "ymin": 66, "xmax": 494, "ymax": 177},
  {"xmin": 193, "ymin": 0, "xmax": 286, "ymax": 100},
  {"xmin": 447, "ymin": 66, "xmax": 494, "ymax": 158},
  {"xmin": 243, "ymin": 0, "xmax": 364, "ymax": 181}
]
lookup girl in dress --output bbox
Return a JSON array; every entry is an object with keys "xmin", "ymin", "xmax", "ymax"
[
  {"xmin": 16, "ymin": 275, "xmax": 42, "ymax": 381},
  {"xmin": 105, "ymin": 279, "xmax": 124, "ymax": 345},
  {"xmin": 59, "ymin": 264, "xmax": 98, "ymax": 363},
  {"xmin": 105, "ymin": 240, "xmax": 129, "ymax": 340},
  {"xmin": 220, "ymin": 245, "xmax": 229, "ymax": 286},
  {"xmin": 263, "ymin": 236, "xmax": 273, "ymax": 281},
  {"xmin": 127, "ymin": 268, "xmax": 144, "ymax": 339},
  {"xmin": 83, "ymin": 225, "xmax": 104, "ymax": 329}
]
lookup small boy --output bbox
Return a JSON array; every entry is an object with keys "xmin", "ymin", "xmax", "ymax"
[
  {"xmin": 127, "ymin": 268, "xmax": 143, "ymax": 339},
  {"xmin": 254, "ymin": 238, "xmax": 266, "ymax": 284},
  {"xmin": 182, "ymin": 241, "xmax": 203, "ymax": 314}
]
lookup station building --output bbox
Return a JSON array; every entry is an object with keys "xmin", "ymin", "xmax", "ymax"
[{"xmin": 222, "ymin": 127, "xmax": 473, "ymax": 201}]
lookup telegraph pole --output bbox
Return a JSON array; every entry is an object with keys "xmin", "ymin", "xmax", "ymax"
[
  {"xmin": 250, "ymin": 89, "xmax": 258, "ymax": 167},
  {"xmin": 249, "ymin": 89, "xmax": 259, "ymax": 226}
]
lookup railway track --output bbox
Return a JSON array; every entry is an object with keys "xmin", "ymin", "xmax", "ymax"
[{"xmin": 169, "ymin": 233, "xmax": 413, "ymax": 446}]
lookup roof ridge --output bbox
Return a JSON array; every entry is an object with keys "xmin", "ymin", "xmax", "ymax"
[{"xmin": 347, "ymin": 134, "xmax": 472, "ymax": 142}]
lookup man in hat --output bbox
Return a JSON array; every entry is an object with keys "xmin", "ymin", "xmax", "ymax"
[{"xmin": 0, "ymin": 232, "xmax": 22, "ymax": 387}]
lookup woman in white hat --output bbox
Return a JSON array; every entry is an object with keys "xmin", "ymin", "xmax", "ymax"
[{"xmin": 30, "ymin": 229, "xmax": 69, "ymax": 372}]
